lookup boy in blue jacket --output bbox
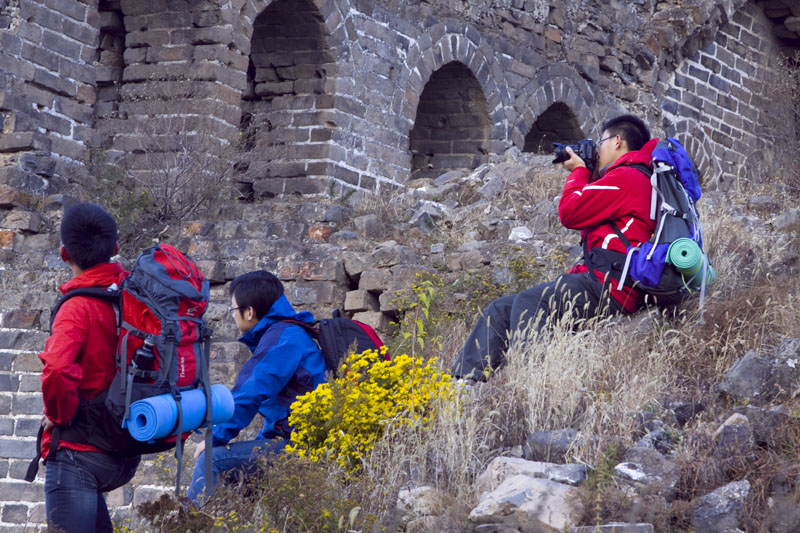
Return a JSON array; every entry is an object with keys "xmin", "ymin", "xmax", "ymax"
[{"xmin": 187, "ymin": 270, "xmax": 326, "ymax": 502}]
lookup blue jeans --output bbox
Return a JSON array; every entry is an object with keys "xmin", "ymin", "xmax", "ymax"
[
  {"xmin": 45, "ymin": 448, "xmax": 140, "ymax": 533},
  {"xmin": 187, "ymin": 438, "xmax": 285, "ymax": 504}
]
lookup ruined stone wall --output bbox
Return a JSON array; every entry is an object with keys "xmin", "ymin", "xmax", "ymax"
[
  {"xmin": 1, "ymin": 0, "xmax": 798, "ymax": 203},
  {"xmin": 1, "ymin": 0, "xmax": 799, "ymax": 528},
  {"xmin": 659, "ymin": 1, "xmax": 798, "ymax": 183}
]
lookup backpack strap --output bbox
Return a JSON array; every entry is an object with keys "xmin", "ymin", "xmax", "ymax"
[
  {"xmin": 627, "ymin": 162, "xmax": 659, "ymax": 220},
  {"xmin": 200, "ymin": 329, "xmax": 214, "ymax": 500},
  {"xmin": 24, "ymin": 422, "xmax": 60, "ymax": 482},
  {"xmin": 627, "ymin": 162, "xmax": 651, "ymax": 179},
  {"xmin": 609, "ymin": 222, "xmax": 637, "ymax": 291},
  {"xmin": 50, "ymin": 286, "xmax": 121, "ymax": 328},
  {"xmin": 26, "ymin": 287, "xmax": 122, "ymax": 481},
  {"xmin": 282, "ymin": 319, "xmax": 320, "ymax": 339},
  {"xmin": 582, "ymin": 221, "xmax": 635, "ymax": 289}
]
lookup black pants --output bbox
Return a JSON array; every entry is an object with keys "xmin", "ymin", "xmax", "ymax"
[{"xmin": 451, "ymin": 273, "xmax": 624, "ymax": 380}]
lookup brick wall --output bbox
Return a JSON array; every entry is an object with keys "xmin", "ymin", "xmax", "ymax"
[
  {"xmin": 2, "ymin": 0, "xmax": 797, "ymax": 200},
  {"xmin": 1, "ymin": 0, "xmax": 799, "ymax": 528},
  {"xmin": 659, "ymin": 2, "xmax": 792, "ymax": 186}
]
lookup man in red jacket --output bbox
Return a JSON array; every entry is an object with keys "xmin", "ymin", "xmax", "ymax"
[
  {"xmin": 452, "ymin": 115, "xmax": 658, "ymax": 380},
  {"xmin": 37, "ymin": 203, "xmax": 139, "ymax": 533}
]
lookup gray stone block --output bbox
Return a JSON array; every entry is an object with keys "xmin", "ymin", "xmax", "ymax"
[
  {"xmin": 2, "ymin": 503, "xmax": 28, "ymax": 524},
  {"xmin": 0, "ymin": 438, "xmax": 36, "ymax": 459},
  {"xmin": 693, "ymin": 480, "xmax": 750, "ymax": 533},
  {"xmin": 353, "ymin": 214, "xmax": 385, "ymax": 239},
  {"xmin": 11, "ymin": 394, "xmax": 43, "ymax": 416},
  {"xmin": 358, "ymin": 268, "xmax": 392, "ymax": 293},
  {"xmin": 570, "ymin": 525, "xmax": 654, "ymax": 533},
  {"xmin": 719, "ymin": 350, "xmax": 771, "ymax": 401},
  {"xmin": 344, "ymin": 290, "xmax": 379, "ymax": 312},
  {"xmin": 351, "ymin": 311, "xmax": 390, "ymax": 333},
  {"xmin": 524, "ymin": 429, "xmax": 581, "ymax": 462}
]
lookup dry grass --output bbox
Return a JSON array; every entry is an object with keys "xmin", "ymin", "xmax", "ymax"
[{"xmin": 351, "ymin": 180, "xmax": 800, "ymax": 530}]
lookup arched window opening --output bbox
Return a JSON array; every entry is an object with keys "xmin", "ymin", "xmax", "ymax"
[
  {"xmin": 238, "ymin": 0, "xmax": 335, "ymax": 193},
  {"xmin": 523, "ymin": 102, "xmax": 584, "ymax": 154},
  {"xmin": 94, "ymin": 0, "xmax": 126, "ymax": 145},
  {"xmin": 409, "ymin": 61, "xmax": 491, "ymax": 181}
]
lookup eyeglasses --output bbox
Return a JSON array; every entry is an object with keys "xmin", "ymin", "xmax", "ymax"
[
  {"xmin": 596, "ymin": 135, "xmax": 617, "ymax": 147},
  {"xmin": 229, "ymin": 306, "xmax": 244, "ymax": 314}
]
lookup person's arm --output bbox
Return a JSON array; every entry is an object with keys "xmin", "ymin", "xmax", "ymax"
[
  {"xmin": 211, "ymin": 327, "xmax": 315, "ymax": 446},
  {"xmin": 38, "ymin": 300, "xmax": 87, "ymax": 426},
  {"xmin": 558, "ymin": 165, "xmax": 635, "ymax": 230}
]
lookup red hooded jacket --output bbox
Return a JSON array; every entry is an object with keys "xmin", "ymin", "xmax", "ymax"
[
  {"xmin": 39, "ymin": 262, "xmax": 128, "ymax": 459},
  {"xmin": 558, "ymin": 138, "xmax": 659, "ymax": 312}
]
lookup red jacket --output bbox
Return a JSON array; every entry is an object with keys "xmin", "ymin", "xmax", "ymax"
[
  {"xmin": 39, "ymin": 262, "xmax": 127, "ymax": 458},
  {"xmin": 558, "ymin": 138, "xmax": 659, "ymax": 312}
]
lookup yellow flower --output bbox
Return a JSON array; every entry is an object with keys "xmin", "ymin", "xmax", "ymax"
[{"xmin": 288, "ymin": 349, "xmax": 454, "ymax": 471}]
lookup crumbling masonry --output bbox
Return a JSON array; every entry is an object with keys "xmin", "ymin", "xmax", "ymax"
[{"xmin": 0, "ymin": 0, "xmax": 799, "ymax": 528}]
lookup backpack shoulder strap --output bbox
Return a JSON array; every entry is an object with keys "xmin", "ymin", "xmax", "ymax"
[
  {"xmin": 628, "ymin": 162, "xmax": 652, "ymax": 179},
  {"xmin": 50, "ymin": 287, "xmax": 121, "ymax": 328},
  {"xmin": 281, "ymin": 319, "xmax": 319, "ymax": 338},
  {"xmin": 608, "ymin": 221, "xmax": 632, "ymax": 249}
]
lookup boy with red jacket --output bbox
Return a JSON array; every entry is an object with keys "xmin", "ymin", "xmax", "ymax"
[
  {"xmin": 452, "ymin": 115, "xmax": 658, "ymax": 380},
  {"xmin": 37, "ymin": 203, "xmax": 139, "ymax": 532}
]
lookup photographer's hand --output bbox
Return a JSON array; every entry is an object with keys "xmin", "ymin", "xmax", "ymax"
[{"xmin": 563, "ymin": 146, "xmax": 587, "ymax": 172}]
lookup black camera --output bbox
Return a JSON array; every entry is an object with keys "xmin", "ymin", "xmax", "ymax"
[{"xmin": 552, "ymin": 139, "xmax": 597, "ymax": 173}]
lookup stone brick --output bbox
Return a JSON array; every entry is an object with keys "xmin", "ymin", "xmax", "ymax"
[
  {"xmin": 1, "ymin": 211, "xmax": 42, "ymax": 233},
  {"xmin": 359, "ymin": 268, "xmax": 392, "ymax": 293},
  {"xmin": 716, "ymin": 93, "xmax": 738, "ymax": 112},
  {"xmin": 0, "ymin": 132, "xmax": 46, "ymax": 152},
  {"xmin": 344, "ymin": 290, "xmax": 379, "ymax": 312},
  {"xmin": 18, "ymin": 375, "xmax": 40, "ymax": 394},
  {"xmin": 0, "ymin": 373, "xmax": 19, "ymax": 392},
  {"xmin": 29, "ymin": 503, "xmax": 45, "ymax": 523},
  {"xmin": 0, "ymin": 231, "xmax": 15, "ymax": 249},
  {"xmin": 0, "ymin": 418, "xmax": 13, "ymax": 435},
  {"xmin": 0, "ymin": 481, "xmax": 44, "ymax": 503},
  {"xmin": 688, "ymin": 65, "xmax": 709, "ymax": 82},
  {"xmin": 307, "ymin": 224, "xmax": 332, "ymax": 242},
  {"xmin": 0, "ymin": 438, "xmax": 36, "ymax": 459},
  {"xmin": 32, "ymin": 68, "xmax": 77, "ymax": 97},
  {"xmin": 369, "ymin": 245, "xmax": 418, "ymax": 268},
  {"xmin": 720, "ymin": 65, "xmax": 742, "ymax": 84},
  {"xmin": 278, "ymin": 258, "xmax": 344, "ymax": 282},
  {"xmin": 351, "ymin": 311, "xmax": 390, "ymax": 332},
  {"xmin": 2, "ymin": 504, "xmax": 28, "ymax": 524},
  {"xmin": 21, "ymin": 42, "xmax": 59, "ymax": 72},
  {"xmin": 11, "ymin": 394, "xmax": 43, "ymax": 416},
  {"xmin": 62, "ymin": 19, "xmax": 96, "ymax": 45},
  {"xmin": 195, "ymin": 260, "xmax": 225, "ymax": 283},
  {"xmin": 14, "ymin": 417, "xmax": 40, "ymax": 437},
  {"xmin": 0, "ymin": 185, "xmax": 28, "ymax": 210},
  {"xmin": 378, "ymin": 289, "xmax": 409, "ymax": 312},
  {"xmin": 700, "ymin": 55, "xmax": 721, "ymax": 73}
]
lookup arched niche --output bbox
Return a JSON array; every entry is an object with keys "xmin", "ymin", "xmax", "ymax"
[
  {"xmin": 523, "ymin": 102, "xmax": 585, "ymax": 154},
  {"xmin": 408, "ymin": 61, "xmax": 491, "ymax": 181},
  {"xmin": 238, "ymin": 0, "xmax": 336, "ymax": 194}
]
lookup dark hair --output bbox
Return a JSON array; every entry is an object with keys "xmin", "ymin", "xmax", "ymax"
[
  {"xmin": 229, "ymin": 270, "xmax": 284, "ymax": 320},
  {"xmin": 601, "ymin": 114, "xmax": 651, "ymax": 151},
  {"xmin": 60, "ymin": 202, "xmax": 118, "ymax": 270}
]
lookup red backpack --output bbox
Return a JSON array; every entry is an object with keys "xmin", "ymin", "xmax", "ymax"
[{"xmin": 27, "ymin": 244, "xmax": 213, "ymax": 495}]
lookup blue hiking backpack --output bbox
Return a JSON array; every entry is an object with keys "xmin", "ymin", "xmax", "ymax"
[{"xmin": 611, "ymin": 138, "xmax": 713, "ymax": 308}]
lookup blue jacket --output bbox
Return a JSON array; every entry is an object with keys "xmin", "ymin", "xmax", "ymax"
[{"xmin": 211, "ymin": 295, "xmax": 326, "ymax": 446}]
